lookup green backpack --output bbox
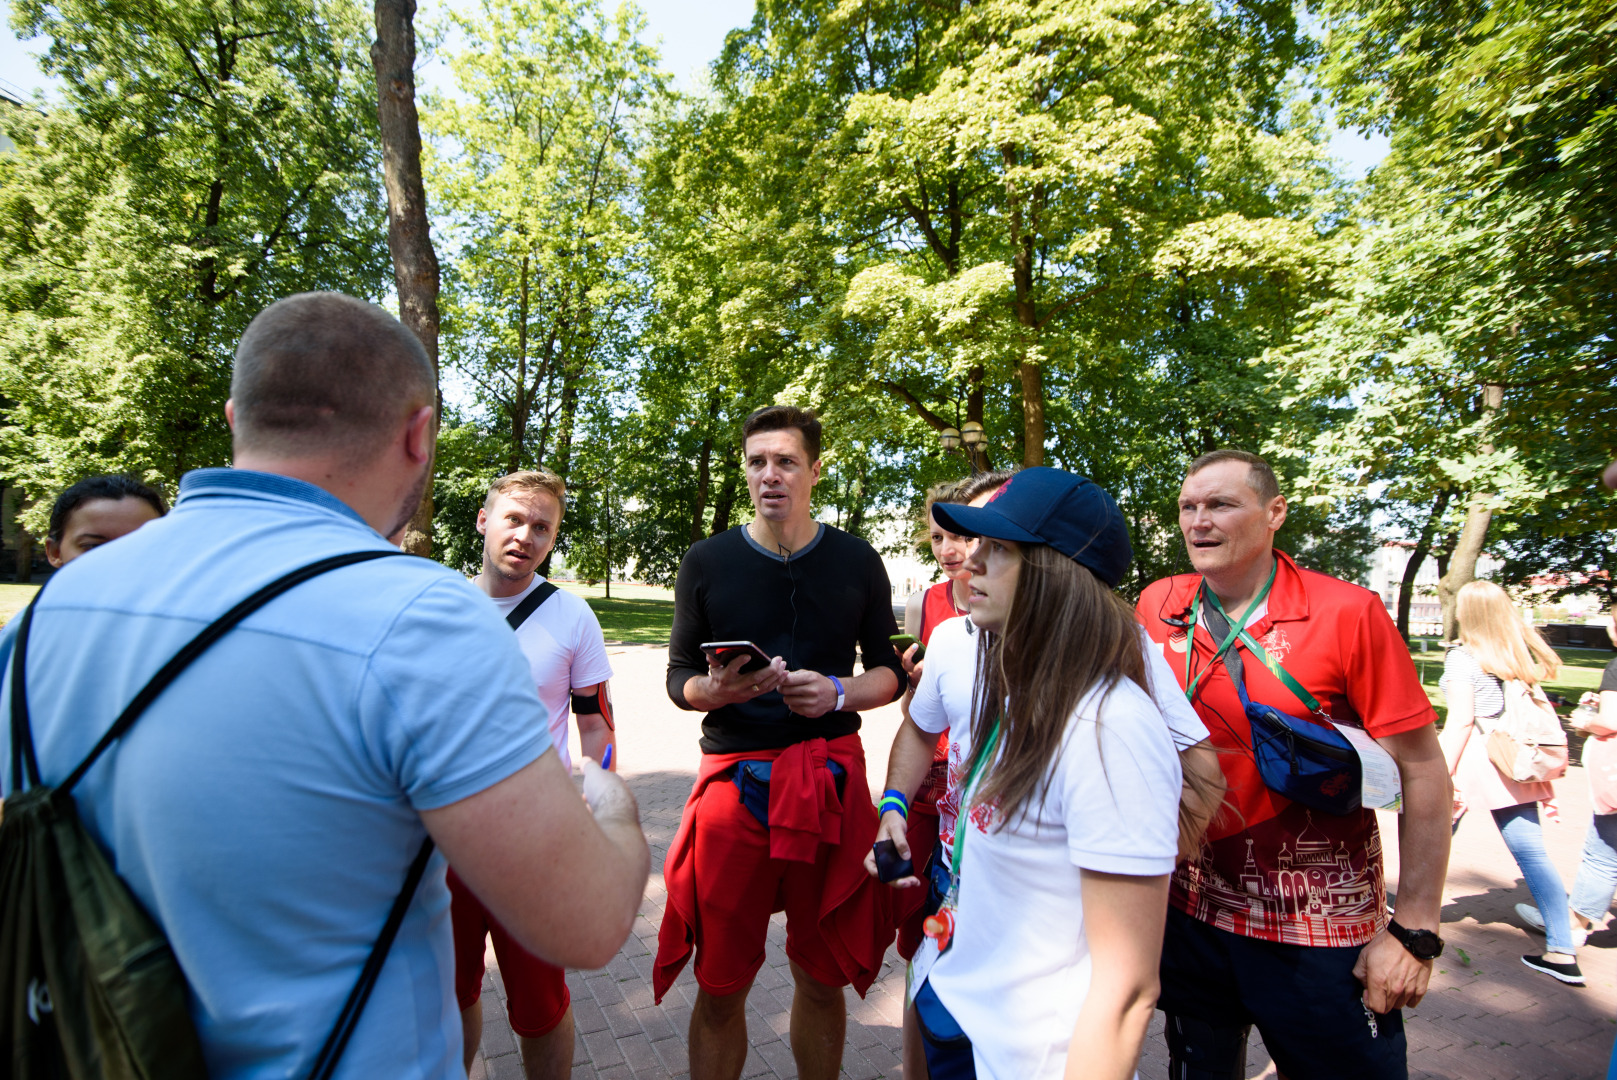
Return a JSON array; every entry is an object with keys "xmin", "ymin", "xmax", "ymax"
[{"xmin": 2, "ymin": 551, "xmax": 432, "ymax": 1079}]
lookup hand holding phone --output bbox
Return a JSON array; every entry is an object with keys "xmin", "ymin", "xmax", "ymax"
[
  {"xmin": 700, "ymin": 640, "xmax": 774, "ymax": 675},
  {"xmin": 871, "ymin": 839, "xmax": 915, "ymax": 884},
  {"xmin": 890, "ymin": 633, "xmax": 926, "ymax": 661}
]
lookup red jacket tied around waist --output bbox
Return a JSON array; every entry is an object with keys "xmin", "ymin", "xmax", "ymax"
[{"xmin": 652, "ymin": 734, "xmax": 893, "ymax": 1002}]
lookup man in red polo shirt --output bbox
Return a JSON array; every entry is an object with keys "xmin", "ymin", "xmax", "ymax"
[{"xmin": 1138, "ymin": 450, "xmax": 1452, "ymax": 1080}]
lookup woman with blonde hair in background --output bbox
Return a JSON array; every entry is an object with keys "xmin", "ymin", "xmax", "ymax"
[{"xmin": 1441, "ymin": 579, "xmax": 1581, "ymax": 984}]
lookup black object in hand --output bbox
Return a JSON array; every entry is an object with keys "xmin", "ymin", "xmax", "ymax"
[{"xmin": 872, "ymin": 839, "xmax": 914, "ymax": 883}]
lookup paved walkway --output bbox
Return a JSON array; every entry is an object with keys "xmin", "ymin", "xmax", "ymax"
[{"xmin": 469, "ymin": 647, "xmax": 1617, "ymax": 1080}]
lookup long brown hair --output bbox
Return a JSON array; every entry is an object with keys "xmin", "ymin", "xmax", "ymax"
[{"xmin": 968, "ymin": 543, "xmax": 1149, "ymax": 823}]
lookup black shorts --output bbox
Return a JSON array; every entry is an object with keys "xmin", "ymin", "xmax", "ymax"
[{"xmin": 1159, "ymin": 907, "xmax": 1408, "ymax": 1080}]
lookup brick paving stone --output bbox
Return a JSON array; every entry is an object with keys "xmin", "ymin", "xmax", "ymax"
[
  {"xmin": 456, "ymin": 646, "xmax": 1617, "ymax": 1078},
  {"xmin": 572, "ymin": 996, "xmax": 609, "ymax": 1036},
  {"xmin": 653, "ymin": 1033, "xmax": 691, "ymax": 1076},
  {"xmin": 603, "ymin": 1001, "xmax": 643, "ymax": 1039},
  {"xmin": 755, "ymin": 1037, "xmax": 798, "ymax": 1079}
]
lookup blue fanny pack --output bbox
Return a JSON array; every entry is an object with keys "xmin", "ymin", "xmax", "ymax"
[
  {"xmin": 730, "ymin": 758, "xmax": 847, "ymax": 828},
  {"xmin": 1193, "ymin": 579, "xmax": 1363, "ymax": 818},
  {"xmin": 1237, "ymin": 680, "xmax": 1362, "ymax": 816}
]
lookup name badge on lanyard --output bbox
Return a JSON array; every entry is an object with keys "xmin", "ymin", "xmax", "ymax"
[{"xmin": 905, "ymin": 718, "xmax": 998, "ymax": 1009}]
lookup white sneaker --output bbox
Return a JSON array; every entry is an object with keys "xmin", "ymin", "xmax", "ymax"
[{"xmin": 1516, "ymin": 903, "xmax": 1589, "ymax": 947}]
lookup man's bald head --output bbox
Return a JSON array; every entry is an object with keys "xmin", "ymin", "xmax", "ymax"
[{"xmin": 230, "ymin": 292, "xmax": 435, "ymax": 459}]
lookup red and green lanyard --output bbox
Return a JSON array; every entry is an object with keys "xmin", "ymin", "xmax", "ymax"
[{"xmin": 1182, "ymin": 561, "xmax": 1321, "ymax": 714}]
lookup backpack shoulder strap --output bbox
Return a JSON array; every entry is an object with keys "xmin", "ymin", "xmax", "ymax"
[
  {"xmin": 9, "ymin": 550, "xmax": 410, "ymax": 796},
  {"xmin": 306, "ymin": 834, "xmax": 435, "ymax": 1080},
  {"xmin": 10, "ymin": 581, "xmax": 50, "ymax": 790},
  {"xmin": 506, "ymin": 580, "xmax": 560, "ymax": 632}
]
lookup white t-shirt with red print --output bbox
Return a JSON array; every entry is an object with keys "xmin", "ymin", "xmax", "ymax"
[
  {"xmin": 909, "ymin": 616, "xmax": 1208, "ymax": 872},
  {"xmin": 918, "ymin": 670, "xmax": 1182, "ymax": 1080}
]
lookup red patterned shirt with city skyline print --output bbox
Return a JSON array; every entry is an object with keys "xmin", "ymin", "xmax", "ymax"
[{"xmin": 1136, "ymin": 551, "xmax": 1436, "ymax": 947}]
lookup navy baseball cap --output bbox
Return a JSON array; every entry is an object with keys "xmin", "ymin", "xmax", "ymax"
[{"xmin": 932, "ymin": 467, "xmax": 1133, "ymax": 587}]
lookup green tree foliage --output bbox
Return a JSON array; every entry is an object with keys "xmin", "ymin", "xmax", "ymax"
[
  {"xmin": 1274, "ymin": 0, "xmax": 1617, "ymax": 632},
  {"xmin": 0, "ymin": 0, "xmax": 388, "ymax": 529},
  {"xmin": 626, "ymin": 0, "xmax": 1361, "ymax": 593},
  {"xmin": 424, "ymin": 0, "xmax": 663, "ymax": 482}
]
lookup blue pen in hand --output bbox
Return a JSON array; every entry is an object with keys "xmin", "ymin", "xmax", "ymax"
[{"xmin": 601, "ymin": 745, "xmax": 613, "ymax": 771}]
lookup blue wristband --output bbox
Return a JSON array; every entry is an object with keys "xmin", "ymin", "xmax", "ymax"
[
  {"xmin": 828, "ymin": 674, "xmax": 846, "ymax": 712},
  {"xmin": 879, "ymin": 788, "xmax": 909, "ymax": 820}
]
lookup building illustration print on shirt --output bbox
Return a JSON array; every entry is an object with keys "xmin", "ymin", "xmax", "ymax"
[{"xmin": 1177, "ymin": 813, "xmax": 1384, "ymax": 947}]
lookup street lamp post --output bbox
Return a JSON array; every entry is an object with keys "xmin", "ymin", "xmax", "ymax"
[{"xmin": 938, "ymin": 422, "xmax": 985, "ymax": 473}]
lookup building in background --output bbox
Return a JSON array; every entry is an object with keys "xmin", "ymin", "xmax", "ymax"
[{"xmin": 1366, "ymin": 542, "xmax": 1502, "ymax": 636}]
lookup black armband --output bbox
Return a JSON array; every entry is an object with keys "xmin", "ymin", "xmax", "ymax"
[{"xmin": 571, "ymin": 691, "xmax": 603, "ymax": 714}]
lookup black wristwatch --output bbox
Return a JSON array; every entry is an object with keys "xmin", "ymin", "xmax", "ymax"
[{"xmin": 1387, "ymin": 918, "xmax": 1444, "ymax": 960}]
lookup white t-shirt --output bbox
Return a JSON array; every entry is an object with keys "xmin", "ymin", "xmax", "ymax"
[
  {"xmin": 928, "ymin": 676, "xmax": 1182, "ymax": 1080},
  {"xmin": 910, "ymin": 617, "xmax": 1207, "ymax": 869},
  {"xmin": 488, "ymin": 577, "xmax": 614, "ymax": 772}
]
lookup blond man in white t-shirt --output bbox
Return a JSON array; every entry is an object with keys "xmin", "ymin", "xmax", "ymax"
[{"xmin": 451, "ymin": 470, "xmax": 616, "ymax": 1080}]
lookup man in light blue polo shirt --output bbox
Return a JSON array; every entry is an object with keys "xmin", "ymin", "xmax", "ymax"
[{"xmin": 0, "ymin": 292, "xmax": 650, "ymax": 1079}]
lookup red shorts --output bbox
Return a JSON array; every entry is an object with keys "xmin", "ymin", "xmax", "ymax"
[
  {"xmin": 448, "ymin": 869, "xmax": 570, "ymax": 1038},
  {"xmin": 689, "ymin": 774, "xmax": 849, "ymax": 995}
]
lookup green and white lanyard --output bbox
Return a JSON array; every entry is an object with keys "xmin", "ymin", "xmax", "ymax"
[
  {"xmin": 905, "ymin": 715, "xmax": 1000, "ymax": 1008},
  {"xmin": 944, "ymin": 716, "xmax": 1001, "ymax": 884},
  {"xmin": 1182, "ymin": 561, "xmax": 1321, "ymax": 715}
]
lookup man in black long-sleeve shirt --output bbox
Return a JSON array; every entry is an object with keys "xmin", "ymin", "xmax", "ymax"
[{"xmin": 657, "ymin": 405, "xmax": 904, "ymax": 1080}]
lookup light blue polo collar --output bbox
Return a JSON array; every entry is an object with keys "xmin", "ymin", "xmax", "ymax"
[{"xmin": 176, "ymin": 468, "xmax": 371, "ymax": 528}]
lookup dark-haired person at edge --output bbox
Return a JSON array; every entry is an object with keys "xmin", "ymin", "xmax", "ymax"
[
  {"xmin": 1138, "ymin": 450, "xmax": 1452, "ymax": 1080},
  {"xmin": 0, "ymin": 292, "xmax": 650, "ymax": 1077},
  {"xmin": 874, "ymin": 472, "xmax": 1224, "ymax": 1078},
  {"xmin": 44, "ymin": 474, "xmax": 167, "ymax": 567},
  {"xmin": 655, "ymin": 405, "xmax": 905, "ymax": 1080},
  {"xmin": 879, "ymin": 468, "xmax": 1186, "ymax": 1079}
]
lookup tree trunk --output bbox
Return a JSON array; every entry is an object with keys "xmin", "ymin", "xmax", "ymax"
[
  {"xmin": 1437, "ymin": 383, "xmax": 1505, "ymax": 639},
  {"xmin": 509, "ymin": 253, "xmax": 529, "ymax": 473},
  {"xmin": 1397, "ymin": 489, "xmax": 1451, "ymax": 640},
  {"xmin": 691, "ymin": 435, "xmax": 713, "ymax": 543},
  {"xmin": 689, "ymin": 391, "xmax": 721, "ymax": 542},
  {"xmin": 372, "ymin": 0, "xmax": 441, "ymax": 556},
  {"xmin": 710, "ymin": 464, "xmax": 740, "ymax": 535},
  {"xmin": 1004, "ymin": 154, "xmax": 1045, "ymax": 467},
  {"xmin": 1017, "ymin": 359, "xmax": 1045, "ymax": 467},
  {"xmin": 13, "ymin": 529, "xmax": 33, "ymax": 584}
]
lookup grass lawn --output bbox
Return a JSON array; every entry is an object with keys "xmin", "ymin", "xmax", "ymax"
[
  {"xmin": 0, "ymin": 583, "xmax": 41, "ymax": 628},
  {"xmin": 558, "ymin": 581, "xmax": 675, "ymax": 645}
]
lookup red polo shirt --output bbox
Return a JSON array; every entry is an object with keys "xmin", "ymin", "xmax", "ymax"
[{"xmin": 1137, "ymin": 551, "xmax": 1435, "ymax": 947}]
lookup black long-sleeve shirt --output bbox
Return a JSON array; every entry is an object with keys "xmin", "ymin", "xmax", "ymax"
[{"xmin": 666, "ymin": 523, "xmax": 905, "ymax": 754}]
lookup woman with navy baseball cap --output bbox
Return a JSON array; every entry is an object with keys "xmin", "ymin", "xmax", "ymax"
[{"xmin": 903, "ymin": 467, "xmax": 1194, "ymax": 1080}]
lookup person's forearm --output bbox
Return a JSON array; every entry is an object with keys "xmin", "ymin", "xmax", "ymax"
[
  {"xmin": 1393, "ymin": 744, "xmax": 1452, "ymax": 931},
  {"xmin": 1068, "ymin": 871, "xmax": 1167, "ymax": 1080},
  {"xmin": 843, "ymin": 666, "xmax": 900, "ymax": 711},
  {"xmin": 884, "ymin": 718, "xmax": 939, "ymax": 800},
  {"xmin": 577, "ymin": 712, "xmax": 613, "ymax": 768},
  {"xmin": 1586, "ymin": 691, "xmax": 1617, "ymax": 736},
  {"xmin": 681, "ymin": 673, "xmax": 731, "ymax": 713},
  {"xmin": 1066, "ymin": 990, "xmax": 1156, "ymax": 1080},
  {"xmin": 1437, "ymin": 705, "xmax": 1472, "ymax": 772}
]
